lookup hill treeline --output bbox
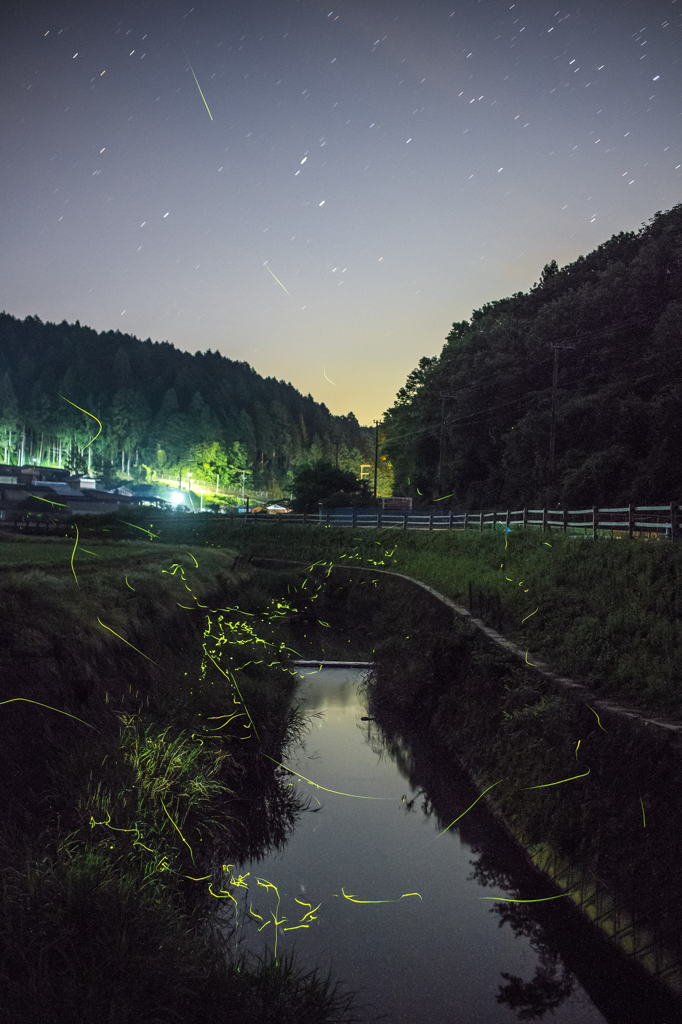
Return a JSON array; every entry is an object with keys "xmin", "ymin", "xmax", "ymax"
[
  {"xmin": 0, "ymin": 313, "xmax": 384, "ymax": 496},
  {"xmin": 383, "ymin": 204, "xmax": 682, "ymax": 509}
]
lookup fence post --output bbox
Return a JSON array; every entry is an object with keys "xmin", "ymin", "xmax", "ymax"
[
  {"xmin": 326, "ymin": 511, "xmax": 330, "ymax": 527},
  {"xmin": 671, "ymin": 502, "xmax": 677, "ymax": 544},
  {"xmin": 464, "ymin": 511, "xmax": 468, "ymax": 531},
  {"xmin": 593, "ymin": 506, "xmax": 598, "ymax": 541},
  {"xmin": 628, "ymin": 503, "xmax": 634, "ymax": 540},
  {"xmin": 352, "ymin": 508, "xmax": 356, "ymax": 528},
  {"xmin": 479, "ymin": 511, "xmax": 483, "ymax": 533},
  {"xmin": 522, "ymin": 507, "xmax": 527, "ymax": 531},
  {"xmin": 449, "ymin": 510, "xmax": 453, "ymax": 530},
  {"xmin": 506, "ymin": 509, "xmax": 510, "ymax": 531},
  {"xmin": 563, "ymin": 508, "xmax": 567, "ymax": 534},
  {"xmin": 542, "ymin": 507, "xmax": 548, "ymax": 532},
  {"xmin": 429, "ymin": 510, "xmax": 434, "ymax": 531},
  {"xmin": 378, "ymin": 512, "xmax": 382, "ymax": 529},
  {"xmin": 403, "ymin": 512, "xmax": 408, "ymax": 531}
]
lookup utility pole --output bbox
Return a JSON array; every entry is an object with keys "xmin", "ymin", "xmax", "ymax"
[
  {"xmin": 548, "ymin": 344, "xmax": 576, "ymax": 486},
  {"xmin": 437, "ymin": 394, "xmax": 445, "ymax": 496},
  {"xmin": 373, "ymin": 420, "xmax": 379, "ymax": 500}
]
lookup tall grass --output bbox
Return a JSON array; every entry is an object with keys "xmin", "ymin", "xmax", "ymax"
[
  {"xmin": 168, "ymin": 519, "xmax": 682, "ymax": 717},
  {"xmin": 0, "ymin": 536, "xmax": 366, "ymax": 1022}
]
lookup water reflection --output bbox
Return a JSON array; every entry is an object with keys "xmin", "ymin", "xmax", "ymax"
[
  {"xmin": 370, "ymin": 708, "xmax": 681, "ymax": 1024},
  {"xmin": 205, "ymin": 668, "xmax": 617, "ymax": 1023},
  {"xmin": 224, "ymin": 762, "xmax": 309, "ymax": 866}
]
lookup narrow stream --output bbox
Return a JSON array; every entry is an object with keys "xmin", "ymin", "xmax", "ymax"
[{"xmin": 214, "ymin": 667, "xmax": 667, "ymax": 1023}]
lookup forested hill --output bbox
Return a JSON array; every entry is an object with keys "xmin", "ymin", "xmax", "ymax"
[
  {"xmin": 383, "ymin": 204, "xmax": 682, "ymax": 510},
  {"xmin": 0, "ymin": 312, "xmax": 374, "ymax": 496}
]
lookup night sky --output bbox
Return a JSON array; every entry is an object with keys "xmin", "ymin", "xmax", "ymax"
[{"xmin": 2, "ymin": 0, "xmax": 681, "ymax": 426}]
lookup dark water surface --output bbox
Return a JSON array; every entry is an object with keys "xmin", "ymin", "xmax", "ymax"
[{"xmin": 215, "ymin": 668, "xmax": 666, "ymax": 1023}]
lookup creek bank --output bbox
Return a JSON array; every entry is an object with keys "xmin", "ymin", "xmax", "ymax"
[
  {"xmin": 216, "ymin": 519, "xmax": 682, "ymax": 719},
  {"xmin": 0, "ymin": 540, "xmax": 366, "ymax": 1023},
  {"xmin": 261, "ymin": 557, "xmax": 682, "ymax": 1008}
]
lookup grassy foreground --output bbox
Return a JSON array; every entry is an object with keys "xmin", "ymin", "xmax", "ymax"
[
  {"xmin": 143, "ymin": 516, "xmax": 682, "ymax": 720},
  {"xmin": 0, "ymin": 533, "xmax": 368, "ymax": 1023}
]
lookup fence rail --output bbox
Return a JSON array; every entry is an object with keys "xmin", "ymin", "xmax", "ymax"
[
  {"xmin": 2, "ymin": 503, "xmax": 681, "ymax": 541},
  {"xmin": 221, "ymin": 503, "xmax": 682, "ymax": 541}
]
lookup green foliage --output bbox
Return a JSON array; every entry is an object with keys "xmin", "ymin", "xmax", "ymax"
[
  {"xmin": 182, "ymin": 519, "xmax": 682, "ymax": 717},
  {"xmin": 290, "ymin": 460, "xmax": 375, "ymax": 512},
  {"xmin": 0, "ymin": 542, "xmax": 364, "ymax": 1022},
  {"xmin": 0, "ymin": 312, "xmax": 377, "ymax": 494},
  {"xmin": 189, "ymin": 439, "xmax": 249, "ymax": 489},
  {"xmin": 383, "ymin": 203, "xmax": 682, "ymax": 507}
]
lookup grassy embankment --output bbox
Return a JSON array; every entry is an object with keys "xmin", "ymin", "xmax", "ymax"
[
  {"xmin": 113, "ymin": 513, "xmax": 682, "ymax": 994},
  {"xmin": 0, "ymin": 531, "xmax": 368, "ymax": 1023},
  {"xmin": 13, "ymin": 511, "xmax": 682, "ymax": 1002},
  {"xmin": 163, "ymin": 516, "xmax": 682, "ymax": 719}
]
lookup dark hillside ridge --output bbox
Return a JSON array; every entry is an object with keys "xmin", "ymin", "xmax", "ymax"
[
  {"xmin": 0, "ymin": 312, "xmax": 372, "ymax": 493},
  {"xmin": 384, "ymin": 203, "xmax": 682, "ymax": 510}
]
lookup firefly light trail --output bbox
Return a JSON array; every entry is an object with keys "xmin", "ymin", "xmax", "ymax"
[
  {"xmin": 187, "ymin": 59, "xmax": 213, "ymax": 120},
  {"xmin": 264, "ymin": 264, "xmax": 290, "ymax": 295}
]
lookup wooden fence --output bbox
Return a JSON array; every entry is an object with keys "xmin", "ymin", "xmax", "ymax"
[
  {"xmin": 3, "ymin": 503, "xmax": 681, "ymax": 541},
  {"xmin": 223, "ymin": 503, "xmax": 682, "ymax": 541}
]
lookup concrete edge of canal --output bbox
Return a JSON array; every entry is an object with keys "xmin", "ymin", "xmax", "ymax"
[{"xmin": 254, "ymin": 555, "xmax": 682, "ymax": 1003}]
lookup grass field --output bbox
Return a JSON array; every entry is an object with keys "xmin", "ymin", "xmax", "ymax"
[
  {"xmin": 119, "ymin": 515, "xmax": 682, "ymax": 719},
  {"xmin": 0, "ymin": 529, "xmax": 368, "ymax": 1022}
]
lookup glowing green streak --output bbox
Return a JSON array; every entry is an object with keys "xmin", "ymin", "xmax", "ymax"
[
  {"xmin": 640, "ymin": 794, "xmax": 646, "ymax": 828},
  {"xmin": 586, "ymin": 703, "xmax": 606, "ymax": 731},
  {"xmin": 525, "ymin": 766, "xmax": 590, "ymax": 789},
  {"xmin": 521, "ymin": 606, "xmax": 539, "ymax": 625},
  {"xmin": 339, "ymin": 888, "xmax": 422, "ymax": 904},
  {"xmin": 256, "ymin": 878, "xmax": 283, "ymax": 962},
  {"xmin": 261, "ymin": 752, "xmax": 395, "ymax": 800},
  {"xmin": 59, "ymin": 395, "xmax": 102, "ymax": 449},
  {"xmin": 208, "ymin": 883, "xmax": 234, "ymax": 899},
  {"xmin": 70, "ymin": 523, "xmax": 79, "ymax": 586},
  {"xmin": 296, "ymin": 900, "xmax": 322, "ymax": 922},
  {"xmin": 436, "ymin": 779, "xmax": 504, "ymax": 837},
  {"xmin": 118, "ymin": 520, "xmax": 159, "ymax": 538},
  {"xmin": 323, "ymin": 367, "xmax": 335, "ymax": 384},
  {"xmin": 29, "ymin": 494, "xmax": 67, "ymax": 507},
  {"xmin": 161, "ymin": 798, "xmax": 195, "ymax": 865},
  {"xmin": 433, "ymin": 493, "xmax": 454, "ymax": 502},
  {"xmin": 187, "ymin": 61, "xmax": 213, "ymax": 119},
  {"xmin": 265, "ymin": 264, "xmax": 290, "ymax": 295},
  {"xmin": 207, "ymin": 654, "xmax": 260, "ymax": 740},
  {"xmin": 480, "ymin": 893, "xmax": 573, "ymax": 903},
  {"xmin": 97, "ymin": 617, "xmax": 158, "ymax": 664},
  {"xmin": 0, "ymin": 697, "xmax": 96, "ymax": 730}
]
